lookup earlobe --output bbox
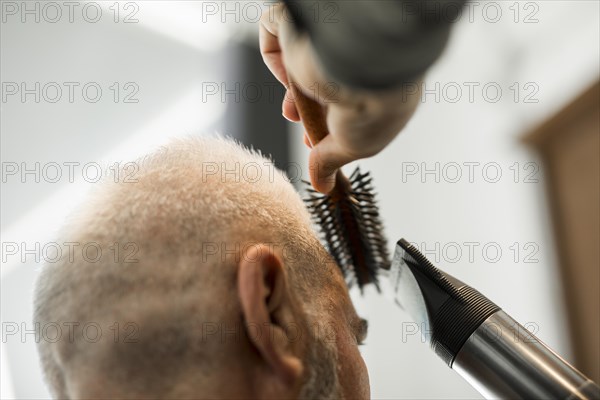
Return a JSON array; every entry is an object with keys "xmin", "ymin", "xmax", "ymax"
[{"xmin": 237, "ymin": 244, "xmax": 304, "ymax": 388}]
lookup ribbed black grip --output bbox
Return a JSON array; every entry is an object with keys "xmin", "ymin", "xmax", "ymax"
[
  {"xmin": 396, "ymin": 239, "xmax": 502, "ymax": 367},
  {"xmin": 431, "ymin": 286, "xmax": 500, "ymax": 366}
]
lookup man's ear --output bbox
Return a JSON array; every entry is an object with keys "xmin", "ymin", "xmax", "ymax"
[{"xmin": 238, "ymin": 243, "xmax": 304, "ymax": 388}]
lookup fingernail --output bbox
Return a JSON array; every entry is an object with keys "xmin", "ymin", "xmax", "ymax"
[{"xmin": 282, "ymin": 111, "xmax": 293, "ymax": 122}]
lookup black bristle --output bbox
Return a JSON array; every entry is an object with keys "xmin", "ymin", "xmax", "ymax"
[{"xmin": 303, "ymin": 167, "xmax": 390, "ymax": 292}]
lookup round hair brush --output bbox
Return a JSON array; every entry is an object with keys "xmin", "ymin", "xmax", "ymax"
[{"xmin": 289, "ymin": 83, "xmax": 390, "ymax": 291}]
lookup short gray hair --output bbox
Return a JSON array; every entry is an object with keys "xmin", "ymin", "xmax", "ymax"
[{"xmin": 34, "ymin": 136, "xmax": 338, "ymax": 398}]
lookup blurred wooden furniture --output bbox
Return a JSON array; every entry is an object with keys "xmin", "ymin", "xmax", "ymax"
[{"xmin": 525, "ymin": 81, "xmax": 600, "ymax": 383}]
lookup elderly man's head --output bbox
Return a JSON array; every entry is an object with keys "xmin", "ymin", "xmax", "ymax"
[{"xmin": 34, "ymin": 137, "xmax": 369, "ymax": 399}]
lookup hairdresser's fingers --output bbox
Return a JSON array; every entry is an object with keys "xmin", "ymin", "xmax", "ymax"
[
  {"xmin": 308, "ymin": 95, "xmax": 419, "ymax": 194},
  {"xmin": 259, "ymin": 4, "xmax": 289, "ymax": 86},
  {"xmin": 261, "ymin": 1, "xmax": 327, "ymax": 105},
  {"xmin": 327, "ymin": 86, "xmax": 422, "ymax": 156},
  {"xmin": 282, "ymin": 89, "xmax": 300, "ymax": 122},
  {"xmin": 308, "ymin": 135, "xmax": 357, "ymax": 194},
  {"xmin": 279, "ymin": 32, "xmax": 329, "ymax": 105},
  {"xmin": 325, "ymin": 103, "xmax": 395, "ymax": 158},
  {"xmin": 260, "ymin": 3, "xmax": 304, "ymax": 123}
]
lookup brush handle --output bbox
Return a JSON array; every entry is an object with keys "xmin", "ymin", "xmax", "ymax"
[
  {"xmin": 289, "ymin": 82, "xmax": 351, "ymax": 195},
  {"xmin": 288, "ymin": 83, "xmax": 329, "ymax": 146}
]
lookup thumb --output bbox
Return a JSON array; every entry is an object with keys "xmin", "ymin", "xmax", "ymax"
[{"xmin": 308, "ymin": 134, "xmax": 356, "ymax": 194}]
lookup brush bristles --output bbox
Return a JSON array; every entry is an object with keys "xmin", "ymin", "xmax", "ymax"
[{"xmin": 304, "ymin": 167, "xmax": 390, "ymax": 291}]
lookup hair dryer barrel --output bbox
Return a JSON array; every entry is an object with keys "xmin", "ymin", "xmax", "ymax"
[{"xmin": 453, "ymin": 310, "xmax": 600, "ymax": 399}]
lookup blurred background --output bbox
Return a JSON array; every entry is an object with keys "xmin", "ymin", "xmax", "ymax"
[{"xmin": 1, "ymin": 1, "xmax": 598, "ymax": 398}]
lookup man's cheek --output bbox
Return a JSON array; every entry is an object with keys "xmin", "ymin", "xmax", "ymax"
[
  {"xmin": 352, "ymin": 346, "xmax": 370, "ymax": 399},
  {"xmin": 336, "ymin": 333, "xmax": 370, "ymax": 399}
]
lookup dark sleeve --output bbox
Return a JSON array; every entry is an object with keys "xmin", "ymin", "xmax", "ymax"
[{"xmin": 281, "ymin": 0, "xmax": 466, "ymax": 90}]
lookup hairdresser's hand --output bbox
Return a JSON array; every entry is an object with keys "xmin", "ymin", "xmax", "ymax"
[{"xmin": 259, "ymin": 3, "xmax": 421, "ymax": 194}]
